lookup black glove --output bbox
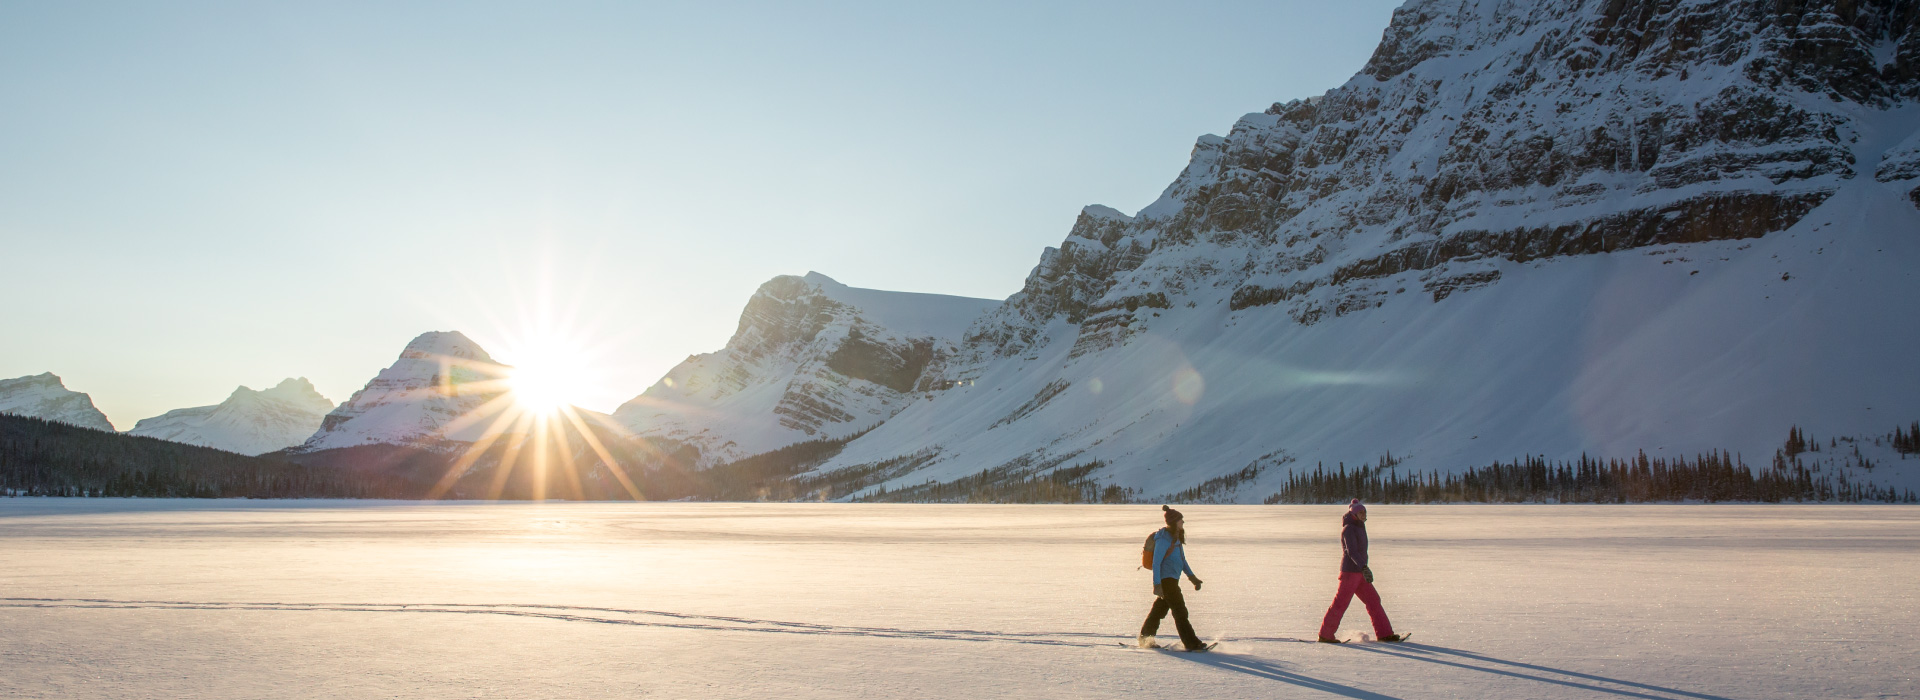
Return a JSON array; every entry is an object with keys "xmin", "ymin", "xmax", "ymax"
[
  {"xmin": 1191, "ymin": 578, "xmax": 1204, "ymax": 591},
  {"xmin": 1362, "ymin": 566, "xmax": 1374, "ymax": 584}
]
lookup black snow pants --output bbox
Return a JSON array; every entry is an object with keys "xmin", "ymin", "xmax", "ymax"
[{"xmin": 1140, "ymin": 578, "xmax": 1204, "ymax": 650}]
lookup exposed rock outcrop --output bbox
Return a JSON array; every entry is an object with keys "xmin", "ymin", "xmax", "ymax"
[{"xmin": 612, "ymin": 272, "xmax": 996, "ymax": 467}]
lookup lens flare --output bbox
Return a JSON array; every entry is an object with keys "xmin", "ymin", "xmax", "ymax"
[{"xmin": 1172, "ymin": 366, "xmax": 1205, "ymax": 405}]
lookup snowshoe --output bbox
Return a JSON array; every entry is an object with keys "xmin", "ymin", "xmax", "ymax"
[{"xmin": 1377, "ymin": 632, "xmax": 1411, "ymax": 643}]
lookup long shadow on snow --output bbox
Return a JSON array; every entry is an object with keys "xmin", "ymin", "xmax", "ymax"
[
  {"xmin": 1166, "ymin": 652, "xmax": 1403, "ymax": 700},
  {"xmin": 0, "ymin": 598, "xmax": 1118, "ymax": 649},
  {"xmin": 1343, "ymin": 642, "xmax": 1734, "ymax": 700}
]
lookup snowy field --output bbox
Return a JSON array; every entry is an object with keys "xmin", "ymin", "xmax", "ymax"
[{"xmin": 0, "ymin": 500, "xmax": 1913, "ymax": 699}]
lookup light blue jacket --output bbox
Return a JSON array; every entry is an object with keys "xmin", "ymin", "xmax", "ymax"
[{"xmin": 1149, "ymin": 527, "xmax": 1198, "ymax": 583}]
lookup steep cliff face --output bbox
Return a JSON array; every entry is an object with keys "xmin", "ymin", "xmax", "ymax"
[
  {"xmin": 291, "ymin": 331, "xmax": 508, "ymax": 453},
  {"xmin": 129, "ymin": 378, "xmax": 334, "ymax": 455},
  {"xmin": 612, "ymin": 272, "xmax": 996, "ymax": 467},
  {"xmin": 812, "ymin": 0, "xmax": 1920, "ymax": 500},
  {"xmin": 0, "ymin": 373, "xmax": 114, "ymax": 432},
  {"xmin": 965, "ymin": 0, "xmax": 1919, "ymax": 355}
]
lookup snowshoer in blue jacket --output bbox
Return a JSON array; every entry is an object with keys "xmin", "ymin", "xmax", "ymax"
[{"xmin": 1139, "ymin": 505, "xmax": 1208, "ymax": 651}]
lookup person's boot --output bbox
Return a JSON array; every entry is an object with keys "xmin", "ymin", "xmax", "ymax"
[
  {"xmin": 1378, "ymin": 633, "xmax": 1410, "ymax": 643},
  {"xmin": 1316, "ymin": 637, "xmax": 1345, "ymax": 644},
  {"xmin": 1137, "ymin": 634, "xmax": 1158, "ymax": 649}
]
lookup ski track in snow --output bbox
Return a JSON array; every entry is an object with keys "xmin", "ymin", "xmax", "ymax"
[{"xmin": 0, "ymin": 597, "xmax": 1734, "ymax": 700}]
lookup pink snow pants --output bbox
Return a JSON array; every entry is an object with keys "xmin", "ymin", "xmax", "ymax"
[{"xmin": 1318, "ymin": 571, "xmax": 1395, "ymax": 640}]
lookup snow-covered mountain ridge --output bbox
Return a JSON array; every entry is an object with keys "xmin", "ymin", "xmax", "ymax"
[
  {"xmin": 0, "ymin": 373, "xmax": 114, "ymax": 432},
  {"xmin": 128, "ymin": 378, "xmax": 334, "ymax": 456},
  {"xmin": 291, "ymin": 331, "xmax": 508, "ymax": 454},
  {"xmin": 612, "ymin": 272, "xmax": 997, "ymax": 467},
  {"xmin": 796, "ymin": 0, "xmax": 1920, "ymax": 500},
  {"xmin": 965, "ymin": 0, "xmax": 1918, "ymax": 358}
]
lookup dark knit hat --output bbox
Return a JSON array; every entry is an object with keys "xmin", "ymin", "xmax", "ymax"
[{"xmin": 1162, "ymin": 505, "xmax": 1184, "ymax": 525}]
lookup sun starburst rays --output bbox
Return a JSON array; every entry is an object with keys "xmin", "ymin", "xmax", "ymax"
[
  {"xmin": 393, "ymin": 250, "xmax": 710, "ymax": 501},
  {"xmin": 560, "ymin": 405, "xmax": 646, "ymax": 501},
  {"xmin": 404, "ymin": 354, "xmax": 612, "ymax": 501}
]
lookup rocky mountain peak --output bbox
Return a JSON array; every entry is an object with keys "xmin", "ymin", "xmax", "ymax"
[
  {"xmin": 400, "ymin": 330, "xmax": 493, "ymax": 362},
  {"xmin": 954, "ymin": 0, "xmax": 1920, "ymax": 348},
  {"xmin": 1361, "ymin": 0, "xmax": 1918, "ymax": 101},
  {"xmin": 292, "ymin": 331, "xmax": 507, "ymax": 454},
  {"xmin": 257, "ymin": 377, "xmax": 333, "ymax": 412},
  {"xmin": 0, "ymin": 372, "xmax": 115, "ymax": 432},
  {"xmin": 12, "ymin": 372, "xmax": 61, "ymax": 388},
  {"xmin": 612, "ymin": 273, "xmax": 996, "ymax": 467}
]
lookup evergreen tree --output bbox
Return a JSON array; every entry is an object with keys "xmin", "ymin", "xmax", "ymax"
[{"xmin": 1893, "ymin": 422, "xmax": 1919, "ymax": 456}]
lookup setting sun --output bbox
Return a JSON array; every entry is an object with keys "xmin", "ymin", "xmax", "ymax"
[
  {"xmin": 505, "ymin": 342, "xmax": 593, "ymax": 415},
  {"xmin": 419, "ymin": 326, "xmax": 646, "ymax": 503}
]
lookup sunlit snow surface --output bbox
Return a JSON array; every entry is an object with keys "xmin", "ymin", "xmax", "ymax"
[{"xmin": 0, "ymin": 501, "xmax": 1913, "ymax": 699}]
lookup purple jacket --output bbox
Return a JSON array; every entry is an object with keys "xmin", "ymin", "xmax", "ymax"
[{"xmin": 1340, "ymin": 513, "xmax": 1368, "ymax": 573}]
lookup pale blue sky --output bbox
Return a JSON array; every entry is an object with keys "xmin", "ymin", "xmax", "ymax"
[{"xmin": 1, "ymin": 0, "xmax": 1403, "ymax": 427}]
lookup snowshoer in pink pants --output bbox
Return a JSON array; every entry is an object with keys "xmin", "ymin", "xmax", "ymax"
[{"xmin": 1319, "ymin": 499, "xmax": 1407, "ymax": 643}]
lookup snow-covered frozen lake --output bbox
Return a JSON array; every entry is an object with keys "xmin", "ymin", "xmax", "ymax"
[{"xmin": 0, "ymin": 500, "xmax": 1912, "ymax": 699}]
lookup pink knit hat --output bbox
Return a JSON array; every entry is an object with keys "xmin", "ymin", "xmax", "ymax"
[{"xmin": 1347, "ymin": 498, "xmax": 1366, "ymax": 515}]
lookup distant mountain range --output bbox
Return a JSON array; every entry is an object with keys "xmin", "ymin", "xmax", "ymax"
[
  {"xmin": 262, "ymin": 275, "xmax": 996, "ymax": 501},
  {"xmin": 128, "ymin": 379, "xmax": 334, "ymax": 456},
  {"xmin": 7, "ymin": 0, "xmax": 1917, "ymax": 501},
  {"xmin": 0, "ymin": 373, "xmax": 333, "ymax": 456}
]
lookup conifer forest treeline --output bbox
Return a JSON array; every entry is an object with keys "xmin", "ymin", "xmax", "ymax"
[
  {"xmin": 0, "ymin": 415, "xmax": 413, "ymax": 498},
  {"xmin": 1264, "ymin": 424, "xmax": 1918, "ymax": 504},
  {"xmin": 1263, "ymin": 449, "xmax": 1915, "ymax": 505}
]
